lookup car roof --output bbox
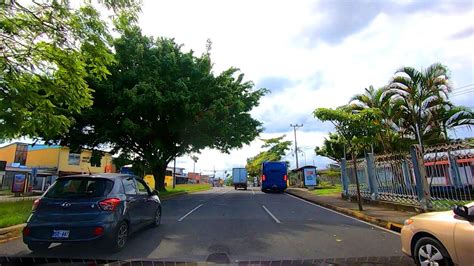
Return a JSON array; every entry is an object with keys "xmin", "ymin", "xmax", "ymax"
[{"xmin": 60, "ymin": 173, "xmax": 136, "ymax": 180}]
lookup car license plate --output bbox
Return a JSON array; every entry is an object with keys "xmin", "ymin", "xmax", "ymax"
[{"xmin": 52, "ymin": 230, "xmax": 70, "ymax": 239}]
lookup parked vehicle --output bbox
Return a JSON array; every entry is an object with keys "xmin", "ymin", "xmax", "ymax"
[
  {"xmin": 23, "ymin": 174, "xmax": 162, "ymax": 253},
  {"xmin": 261, "ymin": 161, "xmax": 287, "ymax": 192},
  {"xmin": 401, "ymin": 202, "xmax": 474, "ymax": 266},
  {"xmin": 232, "ymin": 168, "xmax": 248, "ymax": 190}
]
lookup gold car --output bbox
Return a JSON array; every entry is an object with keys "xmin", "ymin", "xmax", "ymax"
[{"xmin": 401, "ymin": 202, "xmax": 474, "ymax": 265}]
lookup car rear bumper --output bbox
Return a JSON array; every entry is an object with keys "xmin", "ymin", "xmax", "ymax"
[
  {"xmin": 262, "ymin": 184, "xmax": 287, "ymax": 191},
  {"xmin": 23, "ymin": 220, "xmax": 118, "ymax": 245}
]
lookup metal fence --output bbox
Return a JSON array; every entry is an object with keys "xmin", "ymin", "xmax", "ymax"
[
  {"xmin": 424, "ymin": 144, "xmax": 474, "ymax": 210},
  {"xmin": 374, "ymin": 154, "xmax": 419, "ymax": 206},
  {"xmin": 346, "ymin": 158, "xmax": 371, "ymax": 199},
  {"xmin": 342, "ymin": 142, "xmax": 474, "ymax": 211}
]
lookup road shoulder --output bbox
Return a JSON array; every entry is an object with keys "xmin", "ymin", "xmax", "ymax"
[{"xmin": 285, "ymin": 188, "xmax": 414, "ymax": 233}]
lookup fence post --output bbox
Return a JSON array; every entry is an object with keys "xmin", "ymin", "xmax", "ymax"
[
  {"xmin": 448, "ymin": 152, "xmax": 462, "ymax": 189},
  {"xmin": 410, "ymin": 145, "xmax": 432, "ymax": 211},
  {"xmin": 366, "ymin": 153, "xmax": 378, "ymax": 200},
  {"xmin": 340, "ymin": 158, "xmax": 349, "ymax": 196},
  {"xmin": 401, "ymin": 160, "xmax": 411, "ymax": 188}
]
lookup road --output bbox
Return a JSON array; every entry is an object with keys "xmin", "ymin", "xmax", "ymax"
[{"xmin": 0, "ymin": 187, "xmax": 410, "ymax": 263}]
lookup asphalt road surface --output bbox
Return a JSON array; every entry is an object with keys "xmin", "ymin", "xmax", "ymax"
[{"xmin": 0, "ymin": 187, "xmax": 411, "ymax": 263}]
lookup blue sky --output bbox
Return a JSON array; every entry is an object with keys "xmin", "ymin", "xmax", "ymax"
[{"xmin": 5, "ymin": 0, "xmax": 473, "ymax": 177}]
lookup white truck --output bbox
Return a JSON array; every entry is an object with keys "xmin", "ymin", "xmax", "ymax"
[{"xmin": 232, "ymin": 168, "xmax": 248, "ymax": 190}]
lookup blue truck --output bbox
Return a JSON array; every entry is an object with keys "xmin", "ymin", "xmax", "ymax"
[{"xmin": 261, "ymin": 161, "xmax": 288, "ymax": 192}]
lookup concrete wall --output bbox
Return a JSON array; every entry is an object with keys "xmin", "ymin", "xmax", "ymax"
[{"xmin": 0, "ymin": 143, "xmax": 17, "ymax": 163}]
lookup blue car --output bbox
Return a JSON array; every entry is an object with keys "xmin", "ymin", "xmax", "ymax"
[
  {"xmin": 261, "ymin": 161, "xmax": 288, "ymax": 192},
  {"xmin": 23, "ymin": 174, "xmax": 162, "ymax": 252}
]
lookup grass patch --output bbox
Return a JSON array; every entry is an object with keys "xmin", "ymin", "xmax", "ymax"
[
  {"xmin": 311, "ymin": 184, "xmax": 343, "ymax": 196},
  {"xmin": 160, "ymin": 184, "xmax": 212, "ymax": 197},
  {"xmin": 0, "ymin": 200, "xmax": 34, "ymax": 228},
  {"xmin": 0, "ymin": 189, "xmax": 13, "ymax": 196}
]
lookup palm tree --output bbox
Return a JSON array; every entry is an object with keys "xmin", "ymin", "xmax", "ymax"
[
  {"xmin": 349, "ymin": 86, "xmax": 400, "ymax": 151},
  {"xmin": 387, "ymin": 63, "xmax": 452, "ymax": 147},
  {"xmin": 438, "ymin": 106, "xmax": 474, "ymax": 140}
]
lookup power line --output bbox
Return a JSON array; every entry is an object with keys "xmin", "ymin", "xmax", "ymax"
[
  {"xmin": 452, "ymin": 83, "xmax": 474, "ymax": 91},
  {"xmin": 450, "ymin": 91, "xmax": 474, "ymax": 98},
  {"xmin": 450, "ymin": 87, "xmax": 474, "ymax": 95}
]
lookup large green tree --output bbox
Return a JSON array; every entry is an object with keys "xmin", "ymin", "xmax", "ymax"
[
  {"xmin": 246, "ymin": 136, "xmax": 292, "ymax": 179},
  {"xmin": 0, "ymin": 0, "xmax": 140, "ymax": 139},
  {"xmin": 51, "ymin": 27, "xmax": 266, "ymax": 190},
  {"xmin": 314, "ymin": 132, "xmax": 345, "ymax": 162}
]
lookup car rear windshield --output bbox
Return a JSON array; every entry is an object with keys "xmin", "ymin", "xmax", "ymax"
[{"xmin": 45, "ymin": 178, "xmax": 114, "ymax": 198}]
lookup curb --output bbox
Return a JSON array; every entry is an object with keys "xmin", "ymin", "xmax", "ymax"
[
  {"xmin": 0, "ymin": 223, "xmax": 26, "ymax": 244},
  {"xmin": 286, "ymin": 190, "xmax": 403, "ymax": 233}
]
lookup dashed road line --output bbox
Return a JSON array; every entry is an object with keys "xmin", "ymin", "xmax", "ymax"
[
  {"xmin": 177, "ymin": 204, "xmax": 204, "ymax": 222},
  {"xmin": 262, "ymin": 205, "xmax": 281, "ymax": 224}
]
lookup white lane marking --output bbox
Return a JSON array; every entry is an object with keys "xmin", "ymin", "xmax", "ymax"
[
  {"xmin": 262, "ymin": 205, "xmax": 281, "ymax": 224},
  {"xmin": 285, "ymin": 193, "xmax": 400, "ymax": 235},
  {"xmin": 177, "ymin": 204, "xmax": 204, "ymax": 222}
]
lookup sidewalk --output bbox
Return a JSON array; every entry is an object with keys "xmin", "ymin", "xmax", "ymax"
[{"xmin": 286, "ymin": 188, "xmax": 418, "ymax": 232}]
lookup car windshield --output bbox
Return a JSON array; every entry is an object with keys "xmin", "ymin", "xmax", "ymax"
[{"xmin": 44, "ymin": 178, "xmax": 113, "ymax": 199}]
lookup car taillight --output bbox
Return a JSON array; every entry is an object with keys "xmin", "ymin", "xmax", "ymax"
[
  {"xmin": 262, "ymin": 175, "xmax": 266, "ymax": 181},
  {"xmin": 99, "ymin": 198, "xmax": 121, "ymax": 211},
  {"xmin": 32, "ymin": 198, "xmax": 40, "ymax": 211},
  {"xmin": 284, "ymin": 175, "xmax": 287, "ymax": 181},
  {"xmin": 93, "ymin": 226, "xmax": 104, "ymax": 236},
  {"xmin": 23, "ymin": 227, "xmax": 31, "ymax": 236}
]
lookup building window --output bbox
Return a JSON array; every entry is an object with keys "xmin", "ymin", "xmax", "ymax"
[
  {"xmin": 68, "ymin": 153, "xmax": 80, "ymax": 165},
  {"xmin": 14, "ymin": 144, "xmax": 28, "ymax": 165}
]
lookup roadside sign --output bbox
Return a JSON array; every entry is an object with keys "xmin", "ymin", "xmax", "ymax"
[
  {"xmin": 12, "ymin": 173, "xmax": 27, "ymax": 193},
  {"xmin": 303, "ymin": 167, "xmax": 317, "ymax": 187}
]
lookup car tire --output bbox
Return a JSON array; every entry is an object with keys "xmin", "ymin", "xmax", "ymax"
[
  {"xmin": 153, "ymin": 207, "xmax": 162, "ymax": 227},
  {"xmin": 413, "ymin": 237, "xmax": 452, "ymax": 266},
  {"xmin": 111, "ymin": 221, "xmax": 128, "ymax": 253},
  {"xmin": 27, "ymin": 243, "xmax": 50, "ymax": 252}
]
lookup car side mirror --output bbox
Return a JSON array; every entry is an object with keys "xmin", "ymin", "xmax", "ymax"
[{"xmin": 453, "ymin": 205, "xmax": 473, "ymax": 221}]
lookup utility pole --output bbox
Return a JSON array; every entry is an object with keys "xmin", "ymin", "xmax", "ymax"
[
  {"xmin": 173, "ymin": 158, "xmax": 176, "ymax": 189},
  {"xmin": 290, "ymin": 124, "xmax": 303, "ymax": 169}
]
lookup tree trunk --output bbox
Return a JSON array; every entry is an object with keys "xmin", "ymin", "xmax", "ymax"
[
  {"xmin": 352, "ymin": 153, "xmax": 363, "ymax": 211},
  {"xmin": 151, "ymin": 161, "xmax": 167, "ymax": 191}
]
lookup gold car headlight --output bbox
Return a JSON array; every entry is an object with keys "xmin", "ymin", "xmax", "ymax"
[{"xmin": 404, "ymin": 219, "xmax": 414, "ymax": 226}]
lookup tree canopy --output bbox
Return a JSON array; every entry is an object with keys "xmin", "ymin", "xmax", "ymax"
[
  {"xmin": 51, "ymin": 27, "xmax": 266, "ymax": 190},
  {"xmin": 316, "ymin": 63, "xmax": 474, "ymax": 160},
  {"xmin": 0, "ymin": 0, "xmax": 140, "ymax": 140},
  {"xmin": 246, "ymin": 136, "xmax": 292, "ymax": 178}
]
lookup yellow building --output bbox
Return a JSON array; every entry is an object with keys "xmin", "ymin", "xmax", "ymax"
[{"xmin": 0, "ymin": 142, "xmax": 113, "ymax": 176}]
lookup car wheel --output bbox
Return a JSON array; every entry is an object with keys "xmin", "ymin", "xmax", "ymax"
[
  {"xmin": 414, "ymin": 237, "xmax": 452, "ymax": 266},
  {"xmin": 153, "ymin": 207, "xmax": 162, "ymax": 227},
  {"xmin": 27, "ymin": 243, "xmax": 50, "ymax": 252},
  {"xmin": 111, "ymin": 221, "xmax": 128, "ymax": 252}
]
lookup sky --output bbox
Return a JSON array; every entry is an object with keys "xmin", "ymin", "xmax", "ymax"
[
  {"xmin": 4, "ymin": 0, "xmax": 474, "ymax": 178},
  {"xmin": 135, "ymin": 0, "xmax": 474, "ymax": 177}
]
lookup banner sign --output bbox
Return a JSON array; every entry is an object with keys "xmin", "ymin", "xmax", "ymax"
[
  {"xmin": 303, "ymin": 168, "xmax": 317, "ymax": 187},
  {"xmin": 12, "ymin": 174, "xmax": 27, "ymax": 193}
]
